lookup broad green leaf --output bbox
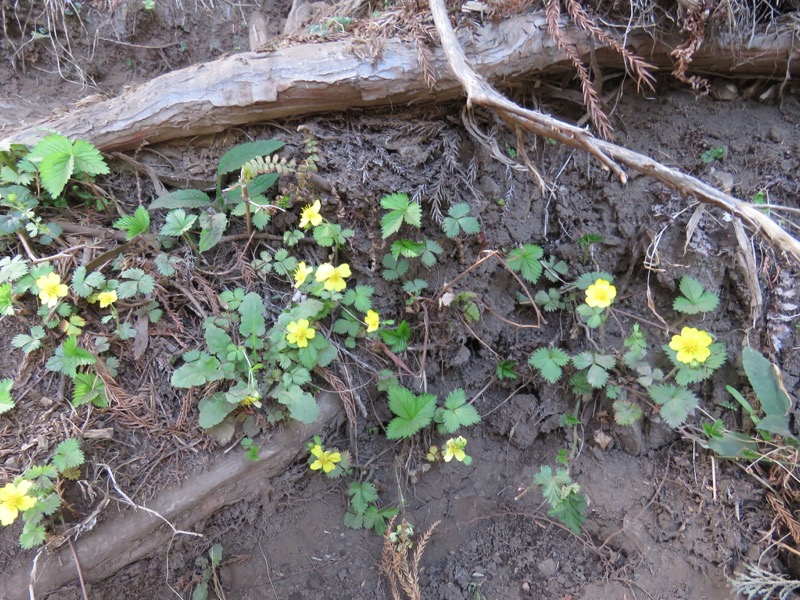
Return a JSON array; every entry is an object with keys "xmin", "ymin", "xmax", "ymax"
[
  {"xmin": 238, "ymin": 292, "xmax": 266, "ymax": 338},
  {"xmin": 742, "ymin": 346, "xmax": 791, "ymax": 417},
  {"xmin": 154, "ymin": 253, "xmax": 180, "ymax": 277},
  {"xmin": 391, "ymin": 239, "xmax": 425, "ymax": 259},
  {"xmin": 496, "ymin": 360, "xmax": 518, "ymax": 381},
  {"xmin": 381, "ymin": 253, "xmax": 409, "ymax": 281},
  {"xmin": 150, "ymin": 189, "xmax": 211, "ymax": 211},
  {"xmin": 198, "ymin": 393, "xmax": 238, "ymax": 429},
  {"xmin": 46, "ymin": 337, "xmax": 96, "ymax": 377},
  {"xmin": 71, "ymin": 139, "xmax": 110, "ymax": 177},
  {"xmin": 171, "ymin": 351, "xmax": 223, "ymax": 387},
  {"xmin": 0, "ymin": 282, "xmax": 13, "ymax": 316},
  {"xmin": 204, "ymin": 321, "xmax": 233, "ymax": 356},
  {"xmin": 380, "ymin": 321, "xmax": 410, "ymax": 353},
  {"xmin": 12, "ymin": 326, "xmax": 45, "ymax": 354},
  {"xmin": 71, "ymin": 266, "xmax": 105, "ymax": 298},
  {"xmin": 198, "ymin": 212, "xmax": 227, "ymax": 252},
  {"xmin": 649, "ymin": 384, "xmax": 698, "ymax": 427},
  {"xmin": 529, "ymin": 347, "xmax": 569, "ymax": 383},
  {"xmin": 160, "ymin": 208, "xmax": 197, "ymax": 237},
  {"xmin": 72, "ymin": 372, "xmax": 107, "ymax": 407},
  {"xmin": 533, "ymin": 465, "xmax": 571, "ymax": 506},
  {"xmin": 20, "ymin": 523, "xmax": 47, "ymax": 549},
  {"xmin": 756, "ymin": 414, "xmax": 796, "ymax": 440},
  {"xmin": 52, "ymin": 438, "xmax": 84, "ymax": 472},
  {"xmin": 442, "ymin": 203, "xmax": 480, "ymax": 238},
  {"xmin": 707, "ymin": 431, "xmax": 758, "ymax": 458},
  {"xmin": 275, "ymin": 384, "xmax": 318, "ymax": 423},
  {"xmin": 385, "ymin": 386, "xmax": 436, "ymax": 439},
  {"xmin": 0, "ymin": 379, "xmax": 14, "ymax": 414},
  {"xmin": 342, "ymin": 285, "xmax": 374, "ymax": 313}
]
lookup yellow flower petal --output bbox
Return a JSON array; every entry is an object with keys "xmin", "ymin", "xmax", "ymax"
[
  {"xmin": 365, "ymin": 310, "xmax": 380, "ymax": 333},
  {"xmin": 299, "ymin": 200, "xmax": 323, "ymax": 229},
  {"xmin": 585, "ymin": 279, "xmax": 616, "ymax": 309}
]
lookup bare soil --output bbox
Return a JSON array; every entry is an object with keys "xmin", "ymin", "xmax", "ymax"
[{"xmin": 1, "ymin": 1, "xmax": 799, "ymax": 599}]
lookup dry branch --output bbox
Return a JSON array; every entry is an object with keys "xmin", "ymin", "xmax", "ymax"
[
  {"xmin": 2, "ymin": 12, "xmax": 797, "ymax": 151},
  {"xmin": 425, "ymin": 0, "xmax": 800, "ymax": 265}
]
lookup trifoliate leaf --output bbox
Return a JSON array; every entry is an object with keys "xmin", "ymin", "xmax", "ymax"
[
  {"xmin": 529, "ymin": 347, "xmax": 569, "ymax": 383},
  {"xmin": 113, "ymin": 206, "xmax": 150, "ymax": 240},
  {"xmin": 0, "ymin": 379, "xmax": 14, "ymax": 414},
  {"xmin": 391, "ymin": 239, "xmax": 426, "ymax": 259},
  {"xmin": 613, "ymin": 400, "xmax": 643, "ymax": 426},
  {"xmin": 171, "ymin": 351, "xmax": 223, "ymax": 387},
  {"xmin": 442, "ymin": 203, "xmax": 481, "ymax": 238},
  {"xmin": 20, "ymin": 522, "xmax": 47, "ymax": 549},
  {"xmin": 672, "ymin": 276, "xmax": 720, "ymax": 315},
  {"xmin": 496, "ymin": 360, "xmax": 518, "ymax": 381},
  {"xmin": 385, "ymin": 386, "xmax": 436, "ymax": 439},
  {"xmin": 381, "ymin": 253, "xmax": 409, "ymax": 281},
  {"xmin": 348, "ymin": 481, "xmax": 378, "ymax": 516},
  {"xmin": 435, "ymin": 388, "xmax": 481, "ymax": 434},
  {"xmin": 380, "ymin": 193, "xmax": 421, "ymax": 239},
  {"xmin": 46, "ymin": 337, "xmax": 96, "ymax": 377},
  {"xmin": 160, "ymin": 209, "xmax": 197, "ymax": 237},
  {"xmin": 506, "ymin": 244, "xmax": 544, "ymax": 283},
  {"xmin": 72, "ymin": 372, "xmax": 107, "ymax": 407},
  {"xmin": 342, "ymin": 285, "xmax": 373, "ymax": 313},
  {"xmin": 649, "ymin": 384, "xmax": 698, "ymax": 428}
]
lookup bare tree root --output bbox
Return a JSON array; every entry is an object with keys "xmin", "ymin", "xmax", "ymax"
[{"xmin": 427, "ymin": 0, "xmax": 800, "ymax": 266}]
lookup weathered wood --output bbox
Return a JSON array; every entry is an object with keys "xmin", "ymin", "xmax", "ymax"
[
  {"xmin": 3, "ymin": 13, "xmax": 797, "ymax": 151},
  {"xmin": 1, "ymin": 392, "xmax": 341, "ymax": 600}
]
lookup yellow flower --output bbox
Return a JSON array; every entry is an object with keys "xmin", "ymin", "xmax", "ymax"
[
  {"xmin": 299, "ymin": 200, "xmax": 323, "ymax": 229},
  {"xmin": 0, "ymin": 480, "xmax": 37, "ymax": 526},
  {"xmin": 309, "ymin": 444, "xmax": 341, "ymax": 473},
  {"xmin": 585, "ymin": 279, "xmax": 617, "ymax": 309},
  {"xmin": 35, "ymin": 272, "xmax": 68, "ymax": 308},
  {"xmin": 293, "ymin": 262, "xmax": 313, "ymax": 288},
  {"xmin": 241, "ymin": 393, "xmax": 261, "ymax": 408},
  {"xmin": 315, "ymin": 263, "xmax": 351, "ymax": 293},
  {"xmin": 365, "ymin": 310, "xmax": 380, "ymax": 333},
  {"xmin": 443, "ymin": 436, "xmax": 467, "ymax": 463},
  {"xmin": 669, "ymin": 327, "xmax": 713, "ymax": 364},
  {"xmin": 286, "ymin": 319, "xmax": 316, "ymax": 348},
  {"xmin": 97, "ymin": 290, "xmax": 117, "ymax": 308}
]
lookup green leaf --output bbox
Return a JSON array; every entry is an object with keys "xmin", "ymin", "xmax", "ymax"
[
  {"xmin": 385, "ymin": 386, "xmax": 437, "ymax": 439},
  {"xmin": 391, "ymin": 239, "xmax": 426, "ymax": 259},
  {"xmin": 435, "ymin": 388, "xmax": 481, "ymax": 434},
  {"xmin": 496, "ymin": 360, "xmax": 518, "ymax": 381},
  {"xmin": 171, "ymin": 351, "xmax": 223, "ymax": 387},
  {"xmin": 380, "ymin": 193, "xmax": 421, "ymax": 239},
  {"xmin": 707, "ymin": 431, "xmax": 758, "ymax": 458},
  {"xmin": 442, "ymin": 203, "xmax": 480, "ymax": 238},
  {"xmin": 419, "ymin": 239, "xmax": 443, "ymax": 268},
  {"xmin": 547, "ymin": 486, "xmax": 587, "ymax": 534},
  {"xmin": 46, "ymin": 337, "xmax": 96, "ymax": 377},
  {"xmin": 535, "ymin": 288, "xmax": 565, "ymax": 312},
  {"xmin": 533, "ymin": 465, "xmax": 586, "ymax": 534},
  {"xmin": 613, "ymin": 400, "xmax": 643, "ymax": 426},
  {"xmin": 756, "ymin": 414, "xmax": 795, "ymax": 440},
  {"xmin": 72, "ymin": 372, "xmax": 107, "ymax": 407},
  {"xmin": 342, "ymin": 285, "xmax": 374, "ymax": 313},
  {"xmin": 217, "ymin": 140, "xmax": 285, "ymax": 179},
  {"xmin": 381, "ymin": 253, "xmax": 409, "ymax": 281},
  {"xmin": 402, "ymin": 279, "xmax": 428, "ymax": 296},
  {"xmin": 0, "ymin": 255, "xmax": 29, "ymax": 283},
  {"xmin": 30, "ymin": 135, "xmax": 108, "ymax": 198},
  {"xmin": 160, "ymin": 208, "xmax": 197, "ymax": 237},
  {"xmin": 506, "ymin": 244, "xmax": 544, "ymax": 283},
  {"xmin": 20, "ymin": 522, "xmax": 47, "ymax": 549},
  {"xmin": 209, "ymin": 544, "xmax": 223, "ymax": 567},
  {"xmin": 649, "ymin": 384, "xmax": 698, "ymax": 428},
  {"xmin": 198, "ymin": 392, "xmax": 238, "ymax": 429},
  {"xmin": 533, "ymin": 465, "xmax": 571, "ymax": 506},
  {"xmin": 71, "ymin": 139, "xmax": 110, "ymax": 177},
  {"xmin": 51, "ymin": 438, "xmax": 84, "ymax": 472},
  {"xmin": 672, "ymin": 276, "xmax": 720, "ymax": 314},
  {"xmin": 574, "ymin": 271, "xmax": 614, "ymax": 290},
  {"xmin": 344, "ymin": 510, "xmax": 364, "ymax": 530},
  {"xmin": 71, "ymin": 266, "xmax": 105, "ymax": 298},
  {"xmin": 154, "ymin": 253, "xmax": 181, "ymax": 277},
  {"xmin": 12, "ymin": 326, "xmax": 45, "ymax": 354},
  {"xmin": 198, "ymin": 212, "xmax": 227, "ymax": 252},
  {"xmin": 118, "ymin": 268, "xmax": 155, "ymax": 298},
  {"xmin": 0, "ymin": 282, "xmax": 12, "ymax": 316},
  {"xmin": 150, "ymin": 189, "xmax": 211, "ymax": 211},
  {"xmin": 541, "ymin": 256, "xmax": 568, "ymax": 282},
  {"xmin": 529, "ymin": 347, "xmax": 569, "ymax": 383},
  {"xmin": 742, "ymin": 346, "xmax": 791, "ymax": 417},
  {"xmin": 363, "ymin": 505, "xmax": 397, "ymax": 536},
  {"xmin": 0, "ymin": 379, "xmax": 14, "ymax": 414},
  {"xmin": 113, "ymin": 206, "xmax": 150, "ymax": 240},
  {"xmin": 348, "ymin": 481, "xmax": 378, "ymax": 516},
  {"xmin": 239, "ymin": 292, "xmax": 266, "ymax": 339},
  {"xmin": 380, "ymin": 321, "xmax": 410, "ymax": 353},
  {"xmin": 204, "ymin": 321, "xmax": 234, "ymax": 357},
  {"xmin": 275, "ymin": 384, "xmax": 319, "ymax": 423}
]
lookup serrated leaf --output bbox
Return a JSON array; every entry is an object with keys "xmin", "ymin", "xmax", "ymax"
[
  {"xmin": 46, "ymin": 337, "xmax": 96, "ymax": 377},
  {"xmin": 154, "ymin": 253, "xmax": 180, "ymax": 277},
  {"xmin": 649, "ymin": 384, "xmax": 698, "ymax": 427},
  {"xmin": 381, "ymin": 253, "xmax": 409, "ymax": 281},
  {"xmin": 506, "ymin": 244, "xmax": 544, "ymax": 283},
  {"xmin": 391, "ymin": 239, "xmax": 425, "ymax": 259},
  {"xmin": 344, "ymin": 510, "xmax": 364, "ymax": 530},
  {"xmin": 385, "ymin": 386, "xmax": 436, "ymax": 439},
  {"xmin": 239, "ymin": 292, "xmax": 266, "ymax": 339},
  {"xmin": 198, "ymin": 212, "xmax": 227, "ymax": 252},
  {"xmin": 672, "ymin": 276, "xmax": 720, "ymax": 315},
  {"xmin": 348, "ymin": 481, "xmax": 378, "ymax": 516},
  {"xmin": 0, "ymin": 255, "xmax": 30, "ymax": 283},
  {"xmin": 150, "ymin": 189, "xmax": 211, "ymax": 211},
  {"xmin": 71, "ymin": 139, "xmax": 110, "ymax": 177},
  {"xmin": 160, "ymin": 209, "xmax": 197, "ymax": 237},
  {"xmin": 20, "ymin": 523, "xmax": 47, "ymax": 549},
  {"xmin": 217, "ymin": 140, "xmax": 285, "ymax": 179},
  {"xmin": 496, "ymin": 360, "xmax": 518, "ymax": 381},
  {"xmin": 380, "ymin": 321, "xmax": 410, "ymax": 353},
  {"xmin": 575, "ymin": 271, "xmax": 615, "ymax": 290},
  {"xmin": 436, "ymin": 389, "xmax": 481, "ymax": 434},
  {"xmin": 613, "ymin": 400, "xmax": 643, "ymax": 425},
  {"xmin": 586, "ymin": 364, "xmax": 609, "ymax": 388},
  {"xmin": 529, "ymin": 347, "xmax": 569, "ymax": 383},
  {"xmin": 342, "ymin": 285, "xmax": 373, "ymax": 313},
  {"xmin": 113, "ymin": 206, "xmax": 150, "ymax": 240},
  {"xmin": 380, "ymin": 193, "xmax": 421, "ymax": 239},
  {"xmin": 204, "ymin": 321, "xmax": 233, "ymax": 356},
  {"xmin": 52, "ymin": 438, "xmax": 84, "ymax": 472},
  {"xmin": 72, "ymin": 372, "xmax": 107, "ymax": 407},
  {"xmin": 0, "ymin": 379, "xmax": 14, "ymax": 414}
]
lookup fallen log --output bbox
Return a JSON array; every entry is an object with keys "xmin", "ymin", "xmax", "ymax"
[
  {"xmin": 3, "ymin": 12, "xmax": 797, "ymax": 151},
  {"xmin": 1, "ymin": 392, "xmax": 342, "ymax": 600}
]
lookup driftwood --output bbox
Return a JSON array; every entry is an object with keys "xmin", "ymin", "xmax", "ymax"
[
  {"xmin": 3, "ymin": 12, "xmax": 797, "ymax": 151},
  {"xmin": 1, "ymin": 393, "xmax": 341, "ymax": 600}
]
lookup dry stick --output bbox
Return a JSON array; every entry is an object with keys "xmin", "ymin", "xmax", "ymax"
[{"xmin": 426, "ymin": 0, "xmax": 800, "ymax": 266}]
